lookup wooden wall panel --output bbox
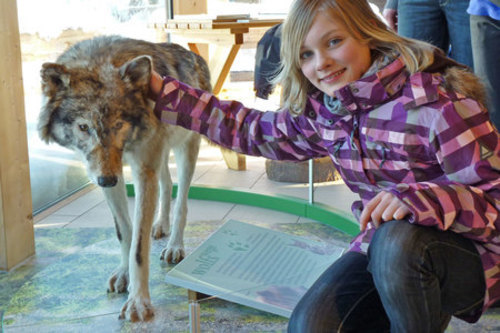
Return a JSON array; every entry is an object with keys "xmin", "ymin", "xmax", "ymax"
[
  {"xmin": 173, "ymin": 0, "xmax": 208, "ymax": 15},
  {"xmin": 0, "ymin": 0, "xmax": 35, "ymax": 271}
]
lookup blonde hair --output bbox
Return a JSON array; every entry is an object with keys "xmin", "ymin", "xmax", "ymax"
[{"xmin": 275, "ymin": 0, "xmax": 436, "ymax": 115}]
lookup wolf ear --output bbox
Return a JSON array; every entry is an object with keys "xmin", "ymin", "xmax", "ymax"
[
  {"xmin": 39, "ymin": 63, "xmax": 70, "ymax": 144},
  {"xmin": 41, "ymin": 63, "xmax": 70, "ymax": 95},
  {"xmin": 119, "ymin": 55, "xmax": 152, "ymax": 88}
]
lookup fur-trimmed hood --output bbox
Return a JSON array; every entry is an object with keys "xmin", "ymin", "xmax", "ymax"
[{"xmin": 425, "ymin": 49, "xmax": 487, "ymax": 107}]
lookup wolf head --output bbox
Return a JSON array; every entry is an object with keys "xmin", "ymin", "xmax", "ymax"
[{"xmin": 38, "ymin": 55, "xmax": 156, "ymax": 187}]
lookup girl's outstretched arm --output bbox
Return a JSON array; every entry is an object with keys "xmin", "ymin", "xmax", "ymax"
[{"xmin": 152, "ymin": 75, "xmax": 330, "ymax": 161}]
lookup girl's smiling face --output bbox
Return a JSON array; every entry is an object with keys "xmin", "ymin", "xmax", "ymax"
[{"xmin": 300, "ymin": 12, "xmax": 372, "ymax": 97}]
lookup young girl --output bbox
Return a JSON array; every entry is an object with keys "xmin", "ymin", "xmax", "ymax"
[{"xmin": 150, "ymin": 0, "xmax": 500, "ymax": 331}]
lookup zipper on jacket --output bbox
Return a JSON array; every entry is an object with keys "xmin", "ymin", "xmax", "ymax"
[
  {"xmin": 379, "ymin": 148, "xmax": 387, "ymax": 168},
  {"xmin": 350, "ymin": 116, "xmax": 359, "ymax": 150},
  {"xmin": 331, "ymin": 141, "xmax": 343, "ymax": 164}
]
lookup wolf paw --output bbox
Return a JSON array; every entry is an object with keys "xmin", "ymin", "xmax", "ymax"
[
  {"xmin": 119, "ymin": 295, "xmax": 154, "ymax": 322},
  {"xmin": 107, "ymin": 266, "xmax": 129, "ymax": 293},
  {"xmin": 151, "ymin": 222, "xmax": 168, "ymax": 240},
  {"xmin": 160, "ymin": 245, "xmax": 185, "ymax": 264}
]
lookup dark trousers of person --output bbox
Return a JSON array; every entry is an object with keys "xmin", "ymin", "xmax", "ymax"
[
  {"xmin": 470, "ymin": 14, "xmax": 500, "ymax": 131},
  {"xmin": 287, "ymin": 221, "xmax": 486, "ymax": 333},
  {"xmin": 397, "ymin": 0, "xmax": 473, "ymax": 69}
]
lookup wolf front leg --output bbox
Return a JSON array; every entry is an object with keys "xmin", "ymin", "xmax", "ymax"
[
  {"xmin": 102, "ymin": 176, "xmax": 133, "ymax": 294},
  {"xmin": 151, "ymin": 146, "xmax": 172, "ymax": 240},
  {"xmin": 119, "ymin": 166, "xmax": 158, "ymax": 322},
  {"xmin": 160, "ymin": 135, "xmax": 200, "ymax": 264}
]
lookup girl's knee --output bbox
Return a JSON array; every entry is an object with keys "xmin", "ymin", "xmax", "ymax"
[
  {"xmin": 368, "ymin": 221, "xmax": 428, "ymax": 275},
  {"xmin": 287, "ymin": 307, "xmax": 309, "ymax": 333},
  {"xmin": 288, "ymin": 303, "xmax": 331, "ymax": 333}
]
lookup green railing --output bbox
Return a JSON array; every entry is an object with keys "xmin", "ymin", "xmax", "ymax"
[{"xmin": 126, "ymin": 183, "xmax": 359, "ymax": 236}]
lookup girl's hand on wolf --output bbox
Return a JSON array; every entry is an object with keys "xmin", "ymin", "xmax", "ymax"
[
  {"xmin": 149, "ymin": 70, "xmax": 164, "ymax": 100},
  {"xmin": 359, "ymin": 191, "xmax": 410, "ymax": 231}
]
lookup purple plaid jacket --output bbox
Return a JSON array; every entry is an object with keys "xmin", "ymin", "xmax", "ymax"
[{"xmin": 155, "ymin": 57, "xmax": 500, "ymax": 313}]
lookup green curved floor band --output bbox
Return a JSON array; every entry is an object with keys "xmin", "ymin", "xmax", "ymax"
[{"xmin": 126, "ymin": 183, "xmax": 359, "ymax": 236}]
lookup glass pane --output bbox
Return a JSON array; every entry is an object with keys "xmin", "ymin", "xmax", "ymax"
[{"xmin": 18, "ymin": 0, "xmax": 166, "ymax": 213}]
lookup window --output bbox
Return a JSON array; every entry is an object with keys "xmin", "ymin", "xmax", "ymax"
[{"xmin": 18, "ymin": 0, "xmax": 166, "ymax": 213}]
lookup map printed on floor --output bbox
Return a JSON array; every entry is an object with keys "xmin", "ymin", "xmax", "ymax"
[{"xmin": 165, "ymin": 219, "xmax": 346, "ymax": 317}]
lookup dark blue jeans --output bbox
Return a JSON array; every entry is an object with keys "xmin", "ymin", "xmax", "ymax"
[
  {"xmin": 397, "ymin": 0, "xmax": 473, "ymax": 68},
  {"xmin": 288, "ymin": 221, "xmax": 485, "ymax": 333},
  {"xmin": 470, "ymin": 14, "xmax": 500, "ymax": 131}
]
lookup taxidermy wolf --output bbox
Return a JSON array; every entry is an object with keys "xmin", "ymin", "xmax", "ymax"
[{"xmin": 38, "ymin": 35, "xmax": 211, "ymax": 321}]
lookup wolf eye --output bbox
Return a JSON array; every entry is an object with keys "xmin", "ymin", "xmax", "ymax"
[
  {"xmin": 113, "ymin": 122, "xmax": 123, "ymax": 130},
  {"xmin": 79, "ymin": 124, "xmax": 89, "ymax": 132}
]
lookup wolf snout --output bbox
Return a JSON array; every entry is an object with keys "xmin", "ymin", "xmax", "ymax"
[{"xmin": 97, "ymin": 175, "xmax": 118, "ymax": 187}]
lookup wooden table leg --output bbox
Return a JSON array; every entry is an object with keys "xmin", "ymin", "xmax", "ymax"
[
  {"xmin": 221, "ymin": 148, "xmax": 246, "ymax": 170},
  {"xmin": 209, "ymin": 44, "xmax": 241, "ymax": 95},
  {"xmin": 188, "ymin": 289, "xmax": 210, "ymax": 301},
  {"xmin": 187, "ymin": 42, "xmax": 200, "ymax": 56}
]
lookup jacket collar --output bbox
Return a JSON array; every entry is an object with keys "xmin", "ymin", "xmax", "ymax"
[
  {"xmin": 333, "ymin": 56, "xmax": 409, "ymax": 113},
  {"xmin": 330, "ymin": 56, "xmax": 447, "ymax": 114},
  {"xmin": 310, "ymin": 51, "xmax": 460, "ymax": 119}
]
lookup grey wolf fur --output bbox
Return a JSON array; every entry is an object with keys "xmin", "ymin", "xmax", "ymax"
[{"xmin": 38, "ymin": 35, "xmax": 211, "ymax": 321}]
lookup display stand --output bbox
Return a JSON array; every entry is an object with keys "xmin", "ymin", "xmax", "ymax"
[{"xmin": 166, "ymin": 219, "xmax": 346, "ymax": 323}]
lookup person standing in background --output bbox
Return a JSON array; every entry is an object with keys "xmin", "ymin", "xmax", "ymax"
[
  {"xmin": 468, "ymin": 0, "xmax": 500, "ymax": 130},
  {"xmin": 383, "ymin": 0, "xmax": 474, "ymax": 68}
]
